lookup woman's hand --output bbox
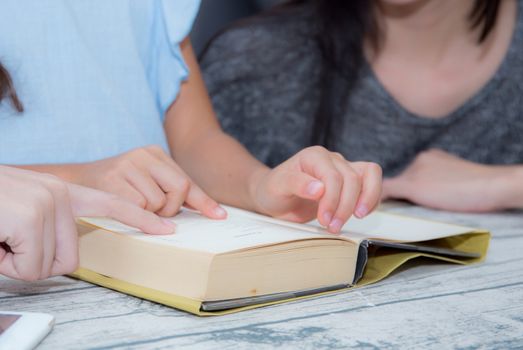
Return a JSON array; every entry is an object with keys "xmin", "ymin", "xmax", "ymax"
[
  {"xmin": 382, "ymin": 149, "xmax": 523, "ymax": 212},
  {"xmin": 250, "ymin": 146, "xmax": 383, "ymax": 233},
  {"xmin": 71, "ymin": 145, "xmax": 226, "ymax": 219},
  {"xmin": 0, "ymin": 166, "xmax": 176, "ymax": 282}
]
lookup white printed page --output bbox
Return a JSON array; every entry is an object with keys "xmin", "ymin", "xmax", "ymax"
[
  {"xmin": 81, "ymin": 208, "xmax": 342, "ymax": 254},
  {"xmin": 335, "ymin": 212, "xmax": 477, "ymax": 242},
  {"xmin": 215, "ymin": 207, "xmax": 477, "ymax": 242}
]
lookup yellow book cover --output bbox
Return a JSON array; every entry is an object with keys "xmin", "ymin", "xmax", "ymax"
[{"xmin": 70, "ymin": 207, "xmax": 490, "ymax": 316}]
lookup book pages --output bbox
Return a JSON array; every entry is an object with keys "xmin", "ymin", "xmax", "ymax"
[
  {"xmin": 81, "ymin": 206, "xmax": 477, "ymax": 254},
  {"xmin": 81, "ymin": 208, "xmax": 340, "ymax": 254}
]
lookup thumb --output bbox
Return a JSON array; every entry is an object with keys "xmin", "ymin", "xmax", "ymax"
[
  {"xmin": 67, "ymin": 184, "xmax": 176, "ymax": 235},
  {"xmin": 274, "ymin": 171, "xmax": 325, "ymax": 201}
]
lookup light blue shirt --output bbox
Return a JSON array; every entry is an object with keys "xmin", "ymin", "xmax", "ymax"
[{"xmin": 0, "ymin": 0, "xmax": 201, "ymax": 164}]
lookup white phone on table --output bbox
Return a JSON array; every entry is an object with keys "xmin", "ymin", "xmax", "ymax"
[{"xmin": 0, "ymin": 312, "xmax": 54, "ymax": 350}]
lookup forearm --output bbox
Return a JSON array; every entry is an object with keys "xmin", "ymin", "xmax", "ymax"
[
  {"xmin": 165, "ymin": 38, "xmax": 270, "ymax": 211},
  {"xmin": 172, "ymin": 127, "xmax": 269, "ymax": 212}
]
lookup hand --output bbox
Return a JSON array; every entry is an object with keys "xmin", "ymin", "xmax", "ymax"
[
  {"xmin": 0, "ymin": 166, "xmax": 176, "ymax": 281},
  {"xmin": 382, "ymin": 149, "xmax": 522, "ymax": 212},
  {"xmin": 250, "ymin": 146, "xmax": 382, "ymax": 233},
  {"xmin": 71, "ymin": 145, "xmax": 226, "ymax": 219}
]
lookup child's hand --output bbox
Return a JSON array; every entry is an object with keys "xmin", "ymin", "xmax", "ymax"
[
  {"xmin": 250, "ymin": 146, "xmax": 382, "ymax": 233},
  {"xmin": 0, "ymin": 166, "xmax": 175, "ymax": 281},
  {"xmin": 71, "ymin": 145, "xmax": 226, "ymax": 219}
]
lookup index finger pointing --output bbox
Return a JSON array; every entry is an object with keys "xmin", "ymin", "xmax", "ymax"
[{"xmin": 67, "ymin": 184, "xmax": 176, "ymax": 235}]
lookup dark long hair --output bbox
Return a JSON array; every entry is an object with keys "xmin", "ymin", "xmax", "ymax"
[{"xmin": 0, "ymin": 62, "xmax": 23, "ymax": 112}]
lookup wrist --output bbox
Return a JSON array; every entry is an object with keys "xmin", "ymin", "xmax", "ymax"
[
  {"xmin": 247, "ymin": 166, "xmax": 271, "ymax": 214},
  {"xmin": 496, "ymin": 166, "xmax": 523, "ymax": 209},
  {"xmin": 58, "ymin": 163, "xmax": 85, "ymax": 184},
  {"xmin": 14, "ymin": 163, "xmax": 84, "ymax": 184}
]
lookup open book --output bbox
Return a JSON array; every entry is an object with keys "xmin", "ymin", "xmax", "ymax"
[{"xmin": 72, "ymin": 206, "xmax": 490, "ymax": 316}]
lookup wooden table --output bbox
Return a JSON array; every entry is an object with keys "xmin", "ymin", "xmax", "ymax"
[{"xmin": 1, "ymin": 205, "xmax": 522, "ymax": 349}]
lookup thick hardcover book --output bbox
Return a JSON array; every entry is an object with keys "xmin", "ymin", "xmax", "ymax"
[{"xmin": 71, "ymin": 207, "xmax": 490, "ymax": 316}]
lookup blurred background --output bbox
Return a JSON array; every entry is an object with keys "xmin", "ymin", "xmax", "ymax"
[{"xmin": 191, "ymin": 0, "xmax": 282, "ymax": 55}]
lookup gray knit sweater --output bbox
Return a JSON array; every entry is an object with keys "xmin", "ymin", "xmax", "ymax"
[{"xmin": 201, "ymin": 2, "xmax": 523, "ymax": 176}]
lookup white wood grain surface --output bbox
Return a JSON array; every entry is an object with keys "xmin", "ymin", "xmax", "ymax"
[{"xmin": 1, "ymin": 206, "xmax": 522, "ymax": 349}]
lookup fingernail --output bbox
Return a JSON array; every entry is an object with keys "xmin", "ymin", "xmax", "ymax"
[
  {"xmin": 307, "ymin": 181, "xmax": 324, "ymax": 196},
  {"xmin": 161, "ymin": 218, "xmax": 176, "ymax": 232},
  {"xmin": 328, "ymin": 218, "xmax": 344, "ymax": 233},
  {"xmin": 323, "ymin": 211, "xmax": 333, "ymax": 225},
  {"xmin": 214, "ymin": 206, "xmax": 227, "ymax": 218},
  {"xmin": 355, "ymin": 204, "xmax": 369, "ymax": 218}
]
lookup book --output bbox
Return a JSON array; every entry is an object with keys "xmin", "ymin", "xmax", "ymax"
[{"xmin": 71, "ymin": 206, "xmax": 490, "ymax": 316}]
